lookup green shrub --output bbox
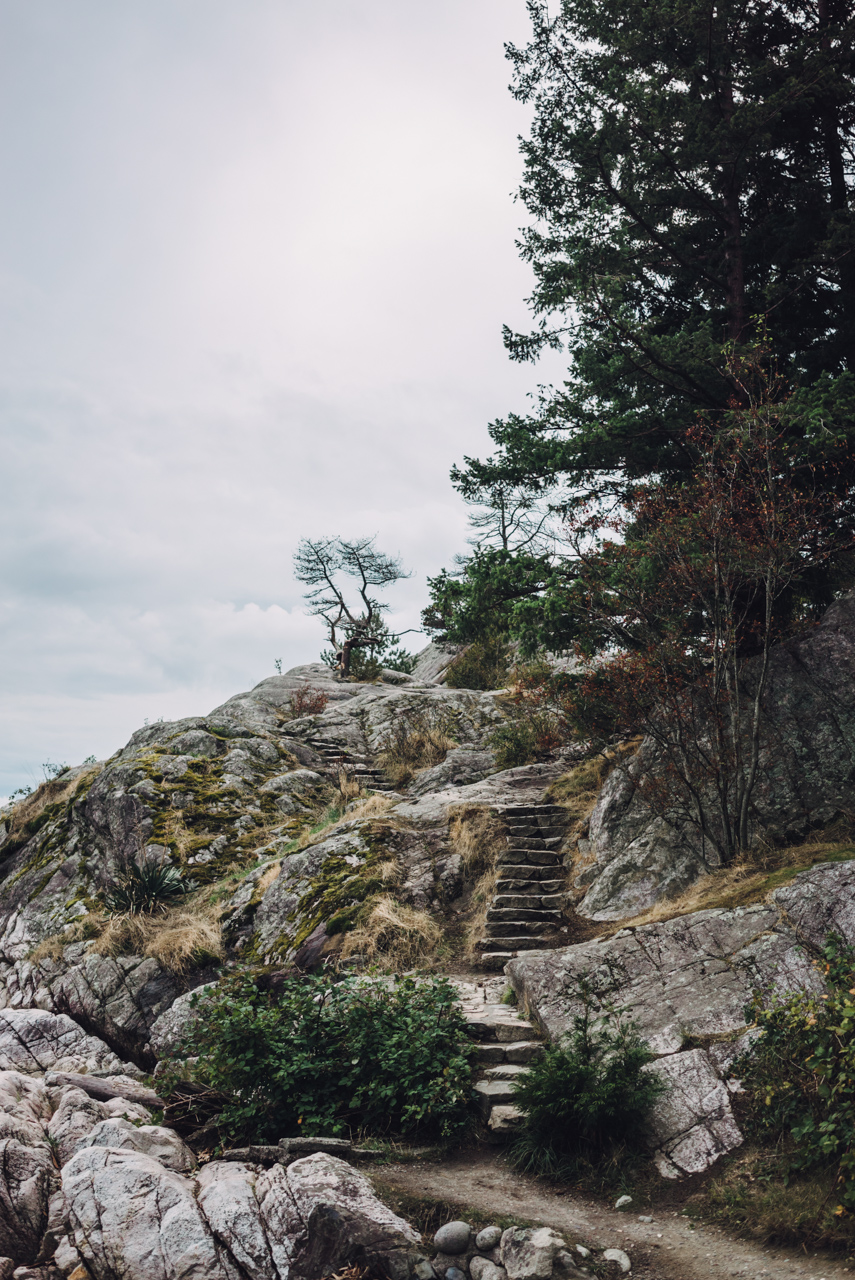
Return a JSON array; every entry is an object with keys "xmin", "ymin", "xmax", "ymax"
[
  {"xmin": 738, "ymin": 935, "xmax": 855, "ymax": 1214},
  {"xmin": 164, "ymin": 970, "xmax": 474, "ymax": 1144},
  {"xmin": 445, "ymin": 638, "xmax": 511, "ymax": 690},
  {"xmin": 104, "ymin": 861, "xmax": 188, "ymax": 915},
  {"xmin": 510, "ymin": 1002, "xmax": 664, "ymax": 1180}
]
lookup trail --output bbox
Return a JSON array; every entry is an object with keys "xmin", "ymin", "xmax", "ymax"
[{"xmin": 372, "ymin": 1149, "xmax": 851, "ymax": 1280}]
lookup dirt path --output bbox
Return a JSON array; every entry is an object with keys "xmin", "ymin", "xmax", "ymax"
[{"xmin": 372, "ymin": 1149, "xmax": 851, "ymax": 1280}]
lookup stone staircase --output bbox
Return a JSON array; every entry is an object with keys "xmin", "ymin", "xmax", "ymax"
[
  {"xmin": 478, "ymin": 803, "xmax": 568, "ymax": 969},
  {"xmin": 452, "ymin": 979, "xmax": 545, "ymax": 1139},
  {"xmin": 308, "ymin": 741, "xmax": 395, "ymax": 793}
]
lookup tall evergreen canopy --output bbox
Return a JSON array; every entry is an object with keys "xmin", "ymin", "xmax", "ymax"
[{"xmin": 428, "ymin": 0, "xmax": 855, "ymax": 651}]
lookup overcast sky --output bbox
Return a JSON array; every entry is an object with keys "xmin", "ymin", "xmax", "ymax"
[{"xmin": 0, "ymin": 0, "xmax": 564, "ymax": 799}]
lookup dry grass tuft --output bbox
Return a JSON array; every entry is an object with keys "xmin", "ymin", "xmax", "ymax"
[
  {"xmin": 87, "ymin": 902, "xmax": 224, "ymax": 973},
  {"xmin": 376, "ymin": 708, "xmax": 458, "ymax": 789},
  {"xmin": 29, "ymin": 935, "xmax": 69, "ymax": 964},
  {"xmin": 448, "ymin": 804, "xmax": 507, "ymax": 875},
  {"xmin": 253, "ymin": 861, "xmax": 282, "ymax": 900},
  {"xmin": 6, "ymin": 764, "xmax": 101, "ymax": 838},
  {"xmin": 341, "ymin": 895, "xmax": 443, "ymax": 971},
  {"xmin": 611, "ymin": 830, "xmax": 855, "ymax": 933}
]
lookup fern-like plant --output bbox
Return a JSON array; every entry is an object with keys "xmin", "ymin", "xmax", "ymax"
[{"xmin": 105, "ymin": 861, "xmax": 188, "ymax": 915}]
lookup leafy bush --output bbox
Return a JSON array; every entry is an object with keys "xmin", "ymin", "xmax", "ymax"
[
  {"xmin": 104, "ymin": 861, "xmax": 189, "ymax": 915},
  {"xmin": 289, "ymin": 685, "xmax": 329, "ymax": 717},
  {"xmin": 165, "ymin": 971, "xmax": 474, "ymax": 1144},
  {"xmin": 445, "ymin": 638, "xmax": 511, "ymax": 690},
  {"xmin": 738, "ymin": 935, "xmax": 855, "ymax": 1214},
  {"xmin": 510, "ymin": 1002, "xmax": 664, "ymax": 1179}
]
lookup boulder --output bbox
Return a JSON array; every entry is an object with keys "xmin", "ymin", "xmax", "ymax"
[
  {"xmin": 578, "ymin": 592, "xmax": 855, "ymax": 919},
  {"xmin": 507, "ymin": 860, "xmax": 854, "ymax": 1176},
  {"xmin": 0, "ymin": 1074, "xmax": 52, "ymax": 1148},
  {"xmin": 46, "ymin": 1089, "xmax": 105, "ymax": 1167},
  {"xmin": 506, "ymin": 899, "xmax": 823, "ymax": 1056},
  {"xmin": 500, "ymin": 1227, "xmax": 569, "ymax": 1280},
  {"xmin": 643, "ymin": 1049, "xmax": 744, "ymax": 1176},
  {"xmin": 62, "ymin": 1147, "xmax": 229, "ymax": 1280},
  {"xmin": 149, "ymin": 985, "xmax": 216, "ymax": 1058},
  {"xmin": 0, "ymin": 1011, "xmax": 125, "ymax": 1077},
  {"xmin": 0, "ymin": 1139, "xmax": 56, "ymax": 1265},
  {"xmin": 77, "ymin": 1119, "xmax": 195, "ymax": 1172}
]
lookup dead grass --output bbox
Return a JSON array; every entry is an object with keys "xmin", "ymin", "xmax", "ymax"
[
  {"xmin": 341, "ymin": 895, "xmax": 444, "ymax": 971},
  {"xmin": 6, "ymin": 764, "xmax": 101, "ymax": 838},
  {"xmin": 545, "ymin": 742, "xmax": 640, "ymax": 846},
  {"xmin": 611, "ymin": 832, "xmax": 855, "ymax": 933},
  {"xmin": 290, "ymin": 794, "xmax": 397, "ymax": 853},
  {"xmin": 376, "ymin": 707, "xmax": 458, "ymax": 789},
  {"xmin": 448, "ymin": 804, "xmax": 507, "ymax": 875},
  {"xmin": 89, "ymin": 902, "xmax": 224, "ymax": 973}
]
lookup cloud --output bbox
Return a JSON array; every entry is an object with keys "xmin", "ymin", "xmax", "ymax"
[{"xmin": 0, "ymin": 0, "xmax": 566, "ymax": 793}]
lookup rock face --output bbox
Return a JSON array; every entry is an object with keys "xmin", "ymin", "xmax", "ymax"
[
  {"xmin": 507, "ymin": 860, "xmax": 855, "ymax": 1174},
  {"xmin": 62, "ymin": 1149, "xmax": 422, "ymax": 1280},
  {"xmin": 578, "ymin": 591, "xmax": 855, "ymax": 919}
]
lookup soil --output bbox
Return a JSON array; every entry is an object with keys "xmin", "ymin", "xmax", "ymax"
[{"xmin": 371, "ymin": 1148, "xmax": 854, "ymax": 1280}]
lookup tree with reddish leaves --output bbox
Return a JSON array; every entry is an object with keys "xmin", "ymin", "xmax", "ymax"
[{"xmin": 557, "ymin": 343, "xmax": 855, "ymax": 863}]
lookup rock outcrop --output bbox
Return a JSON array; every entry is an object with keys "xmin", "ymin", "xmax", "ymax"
[
  {"xmin": 577, "ymin": 592, "xmax": 855, "ymax": 920},
  {"xmin": 508, "ymin": 859, "xmax": 855, "ymax": 1175}
]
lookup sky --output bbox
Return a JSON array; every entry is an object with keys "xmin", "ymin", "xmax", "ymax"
[{"xmin": 0, "ymin": 0, "xmax": 565, "ymax": 799}]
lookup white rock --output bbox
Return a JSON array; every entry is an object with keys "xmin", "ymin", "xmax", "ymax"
[
  {"xmin": 501, "ymin": 1227, "xmax": 568, "ymax": 1280},
  {"xmin": 644, "ymin": 1048, "xmax": 743, "ymax": 1175},
  {"xmin": 197, "ymin": 1161, "xmax": 278, "ymax": 1280},
  {"xmin": 470, "ymin": 1258, "xmax": 507, "ymax": 1280},
  {"xmin": 0, "ymin": 1072, "xmax": 51, "ymax": 1147},
  {"xmin": 62, "ymin": 1146, "xmax": 229, "ymax": 1280},
  {"xmin": 601, "ymin": 1248, "xmax": 631, "ymax": 1274},
  {"xmin": 614, "ymin": 1195, "xmax": 632, "ymax": 1209},
  {"xmin": 47, "ymin": 1087, "xmax": 105, "ymax": 1166},
  {"xmin": 0, "ymin": 1009, "xmax": 123, "ymax": 1076},
  {"xmin": 78, "ymin": 1118, "xmax": 196, "ymax": 1172},
  {"xmin": 52, "ymin": 1237, "xmax": 81, "ymax": 1276}
]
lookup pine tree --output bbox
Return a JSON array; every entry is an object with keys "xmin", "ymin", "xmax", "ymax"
[{"xmin": 430, "ymin": 0, "xmax": 855, "ymax": 649}]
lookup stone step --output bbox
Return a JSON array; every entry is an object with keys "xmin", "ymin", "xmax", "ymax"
[
  {"xmin": 463, "ymin": 1008, "xmax": 537, "ymax": 1042},
  {"xmin": 500, "ymin": 803, "xmax": 565, "ymax": 813},
  {"xmin": 473, "ymin": 1079, "xmax": 517, "ymax": 1117},
  {"xmin": 478, "ymin": 952, "xmax": 517, "ymax": 970},
  {"xmin": 478, "ymin": 935, "xmax": 554, "ymax": 950},
  {"xmin": 498, "ymin": 849, "xmax": 563, "ymax": 867},
  {"xmin": 486, "ymin": 1103, "xmax": 524, "ymax": 1139},
  {"xmin": 505, "ymin": 836, "xmax": 563, "ymax": 851},
  {"xmin": 475, "ymin": 1040, "xmax": 545, "ymax": 1066},
  {"xmin": 497, "ymin": 865, "xmax": 564, "ymax": 881},
  {"xmin": 495, "ymin": 880, "xmax": 564, "ymax": 895},
  {"xmin": 493, "ymin": 894, "xmax": 566, "ymax": 911},
  {"xmin": 484, "ymin": 918, "xmax": 559, "ymax": 936},
  {"xmin": 484, "ymin": 1062, "xmax": 530, "ymax": 1082},
  {"xmin": 486, "ymin": 907, "xmax": 563, "ymax": 924}
]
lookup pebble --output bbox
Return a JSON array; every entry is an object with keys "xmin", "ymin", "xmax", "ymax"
[
  {"xmin": 638, "ymin": 1215, "xmax": 653, "ymax": 1223},
  {"xmin": 475, "ymin": 1227, "xmax": 503, "ymax": 1252},
  {"xmin": 614, "ymin": 1195, "xmax": 632, "ymax": 1210},
  {"xmin": 434, "ymin": 1222, "xmax": 472, "ymax": 1256},
  {"xmin": 446, "ymin": 1269, "xmax": 467, "ymax": 1280},
  {"xmin": 575, "ymin": 1246, "xmax": 591, "ymax": 1260}
]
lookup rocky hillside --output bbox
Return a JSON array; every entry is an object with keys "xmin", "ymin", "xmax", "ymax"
[{"xmin": 1, "ymin": 609, "xmax": 855, "ymax": 1277}]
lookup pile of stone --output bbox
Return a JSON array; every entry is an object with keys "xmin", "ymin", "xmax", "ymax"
[{"xmin": 425, "ymin": 1219, "xmax": 631, "ymax": 1279}]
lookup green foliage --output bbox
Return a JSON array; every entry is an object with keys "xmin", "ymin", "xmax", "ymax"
[
  {"xmin": 104, "ymin": 861, "xmax": 189, "ymax": 915},
  {"xmin": 444, "ymin": 637, "xmax": 511, "ymax": 690},
  {"xmin": 165, "ymin": 970, "xmax": 474, "ymax": 1144},
  {"xmin": 510, "ymin": 1000, "xmax": 664, "ymax": 1180},
  {"xmin": 739, "ymin": 935, "xmax": 855, "ymax": 1214}
]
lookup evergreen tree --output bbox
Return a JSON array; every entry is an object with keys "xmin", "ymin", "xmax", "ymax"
[{"xmin": 429, "ymin": 0, "xmax": 855, "ymax": 650}]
